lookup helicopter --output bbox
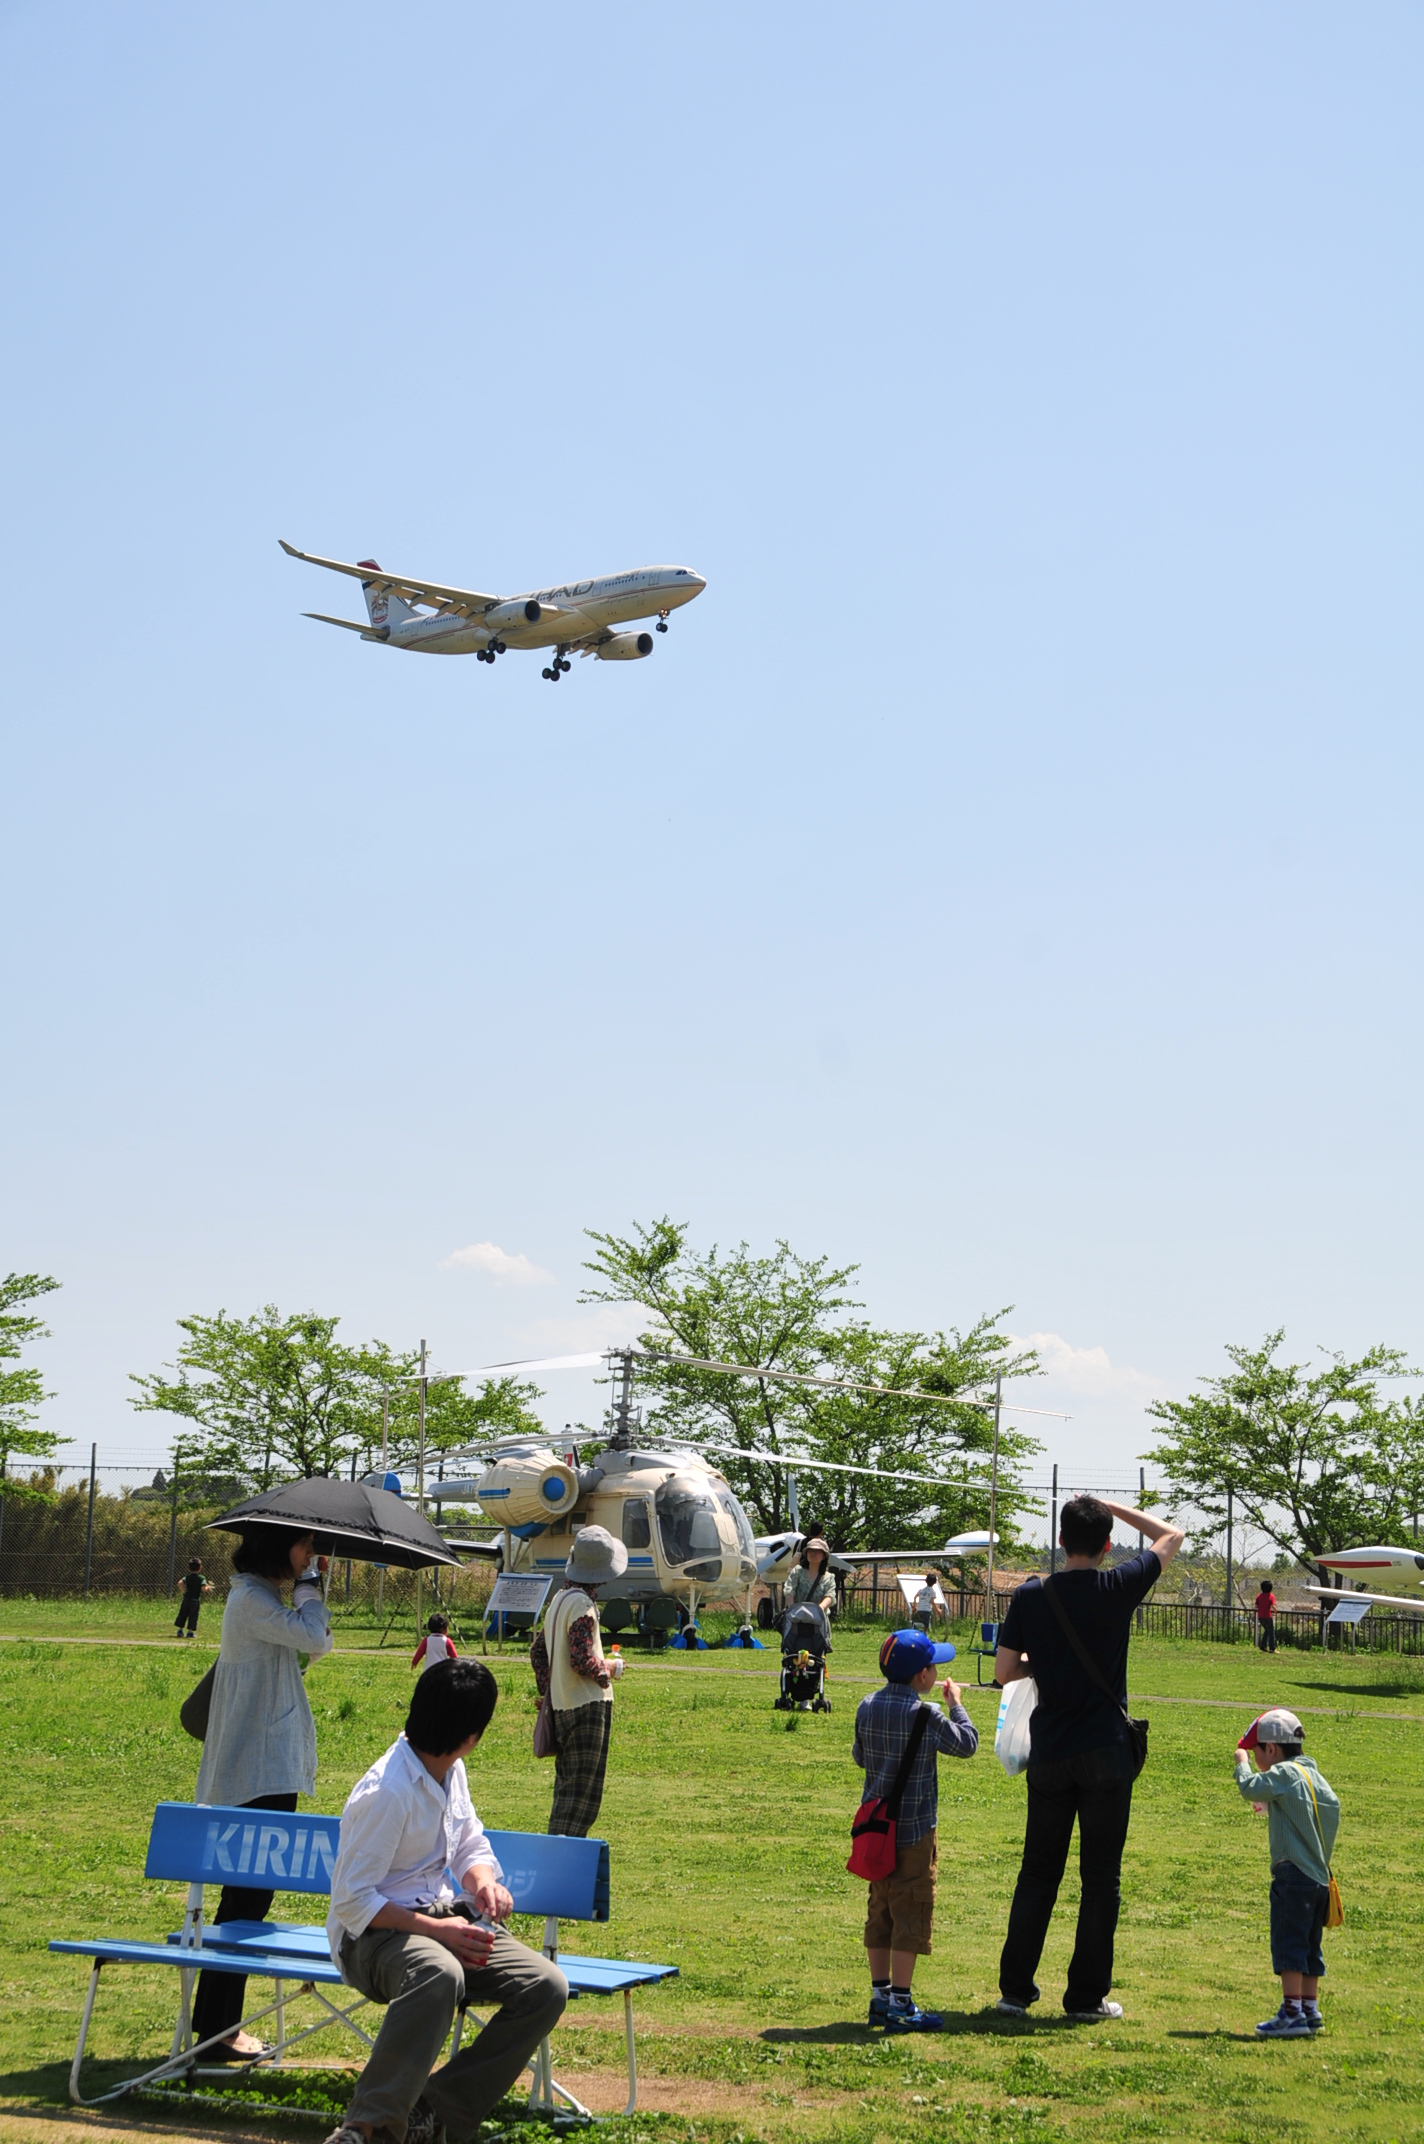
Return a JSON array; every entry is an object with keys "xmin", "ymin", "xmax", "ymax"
[{"xmin": 411, "ymin": 1345, "xmax": 1052, "ymax": 1645}]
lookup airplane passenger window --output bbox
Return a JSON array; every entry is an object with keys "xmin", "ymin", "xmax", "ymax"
[
  {"xmin": 655, "ymin": 1477, "xmax": 723, "ymax": 1566},
  {"xmin": 621, "ymin": 1498, "xmax": 652, "ymax": 1549}
]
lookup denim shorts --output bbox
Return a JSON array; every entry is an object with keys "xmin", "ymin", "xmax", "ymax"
[{"xmin": 1269, "ymin": 1859, "xmax": 1329, "ymax": 1977}]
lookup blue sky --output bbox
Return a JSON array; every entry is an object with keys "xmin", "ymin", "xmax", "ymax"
[{"xmin": 3, "ymin": 3, "xmax": 1421, "ymax": 1502}]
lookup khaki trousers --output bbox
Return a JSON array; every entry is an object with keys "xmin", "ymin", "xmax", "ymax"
[{"xmin": 340, "ymin": 1924, "xmax": 568, "ymax": 2142}]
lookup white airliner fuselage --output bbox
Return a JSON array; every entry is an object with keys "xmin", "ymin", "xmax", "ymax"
[{"xmin": 280, "ymin": 541, "xmax": 705, "ymax": 681}]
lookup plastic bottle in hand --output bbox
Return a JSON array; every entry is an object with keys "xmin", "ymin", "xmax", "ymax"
[{"xmin": 608, "ymin": 1643, "xmax": 625, "ymax": 1682}]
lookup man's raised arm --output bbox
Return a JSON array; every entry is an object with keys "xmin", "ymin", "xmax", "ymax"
[{"xmin": 1102, "ymin": 1498, "xmax": 1185, "ymax": 1569}]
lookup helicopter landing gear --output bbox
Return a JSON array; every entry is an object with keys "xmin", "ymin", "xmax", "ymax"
[
  {"xmin": 542, "ymin": 647, "xmax": 573, "ymax": 681},
  {"xmin": 656, "ymin": 611, "xmax": 669, "ymax": 633}
]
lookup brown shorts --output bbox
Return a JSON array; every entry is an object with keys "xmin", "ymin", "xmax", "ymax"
[{"xmin": 863, "ymin": 1828, "xmax": 938, "ymax": 1955}]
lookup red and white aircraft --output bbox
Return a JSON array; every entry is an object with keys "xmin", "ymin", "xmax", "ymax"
[{"xmin": 1305, "ymin": 1543, "xmax": 1424, "ymax": 1613}]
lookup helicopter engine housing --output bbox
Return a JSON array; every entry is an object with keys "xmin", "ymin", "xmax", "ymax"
[{"xmin": 474, "ymin": 1449, "xmax": 579, "ymax": 1528}]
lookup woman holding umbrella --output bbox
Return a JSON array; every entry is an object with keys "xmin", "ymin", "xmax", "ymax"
[{"xmin": 190, "ymin": 1523, "xmax": 334, "ymax": 2060}]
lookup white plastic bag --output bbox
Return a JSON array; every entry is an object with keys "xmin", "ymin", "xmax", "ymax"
[{"xmin": 994, "ymin": 1675, "xmax": 1038, "ymax": 1776}]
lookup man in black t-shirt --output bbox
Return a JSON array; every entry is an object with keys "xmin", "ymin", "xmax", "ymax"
[{"xmin": 994, "ymin": 1494, "xmax": 1184, "ymax": 2022}]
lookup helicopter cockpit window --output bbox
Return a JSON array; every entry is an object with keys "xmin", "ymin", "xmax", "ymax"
[
  {"xmin": 621, "ymin": 1498, "xmax": 652, "ymax": 1550},
  {"xmin": 715, "ymin": 1492, "xmax": 756, "ymax": 1561},
  {"xmin": 655, "ymin": 1476, "xmax": 723, "ymax": 1567}
]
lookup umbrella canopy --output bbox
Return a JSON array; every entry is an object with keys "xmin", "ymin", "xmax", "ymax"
[{"xmin": 207, "ymin": 1477, "xmax": 464, "ymax": 1570}]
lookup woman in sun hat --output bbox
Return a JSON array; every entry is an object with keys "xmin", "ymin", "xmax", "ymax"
[
  {"xmin": 531, "ymin": 1524, "xmax": 628, "ymax": 1836},
  {"xmin": 787, "ymin": 1537, "xmax": 837, "ymax": 1615}
]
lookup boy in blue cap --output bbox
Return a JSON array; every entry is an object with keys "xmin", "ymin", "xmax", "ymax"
[{"xmin": 852, "ymin": 1628, "xmax": 979, "ymax": 2031}]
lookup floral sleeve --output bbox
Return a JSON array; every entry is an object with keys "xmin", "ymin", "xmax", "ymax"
[
  {"xmin": 530, "ymin": 1630, "xmax": 551, "ymax": 1697},
  {"xmin": 568, "ymin": 1609, "xmax": 611, "ymax": 1688}
]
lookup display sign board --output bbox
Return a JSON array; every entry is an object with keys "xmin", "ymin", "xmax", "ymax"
[
  {"xmin": 486, "ymin": 1575, "xmax": 554, "ymax": 1621},
  {"xmin": 1326, "ymin": 1596, "xmax": 1373, "ymax": 1625}
]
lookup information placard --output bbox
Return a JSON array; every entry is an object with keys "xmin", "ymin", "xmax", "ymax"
[
  {"xmin": 1325, "ymin": 1596, "xmax": 1372, "ymax": 1625},
  {"xmin": 486, "ymin": 1575, "xmax": 554, "ymax": 1621}
]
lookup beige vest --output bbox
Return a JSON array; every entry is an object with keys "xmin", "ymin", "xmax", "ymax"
[{"xmin": 546, "ymin": 1586, "xmax": 612, "ymax": 1712}]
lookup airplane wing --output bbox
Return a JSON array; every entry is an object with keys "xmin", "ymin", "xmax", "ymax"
[
  {"xmin": 304, "ymin": 611, "xmax": 377, "ymax": 635},
  {"xmin": 441, "ymin": 1536, "xmax": 504, "ymax": 1561},
  {"xmin": 279, "ymin": 539, "xmax": 501, "ymax": 616},
  {"xmin": 1303, "ymin": 1585, "xmax": 1424, "ymax": 1613}
]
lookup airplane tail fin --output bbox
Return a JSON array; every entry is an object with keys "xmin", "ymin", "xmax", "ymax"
[{"xmin": 357, "ymin": 560, "xmax": 417, "ymax": 632}]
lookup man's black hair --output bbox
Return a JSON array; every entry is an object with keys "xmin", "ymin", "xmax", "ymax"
[
  {"xmin": 232, "ymin": 1523, "xmax": 311, "ymax": 1581},
  {"xmin": 1059, "ymin": 1495, "xmax": 1113, "ymax": 1559},
  {"xmin": 405, "ymin": 1657, "xmax": 498, "ymax": 1754},
  {"xmin": 427, "ymin": 1613, "xmax": 449, "ymax": 1633}
]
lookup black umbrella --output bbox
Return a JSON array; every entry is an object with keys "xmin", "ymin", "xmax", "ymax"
[{"xmin": 207, "ymin": 1477, "xmax": 464, "ymax": 1570}]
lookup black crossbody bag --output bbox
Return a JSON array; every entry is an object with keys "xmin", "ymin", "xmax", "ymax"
[{"xmin": 1040, "ymin": 1576, "xmax": 1149, "ymax": 1779}]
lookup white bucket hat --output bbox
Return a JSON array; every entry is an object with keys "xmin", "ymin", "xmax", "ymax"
[{"xmin": 565, "ymin": 1523, "xmax": 629, "ymax": 1587}]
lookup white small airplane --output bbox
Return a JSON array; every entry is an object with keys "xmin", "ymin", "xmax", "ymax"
[
  {"xmin": 1304, "ymin": 1543, "xmax": 1424, "ymax": 1613},
  {"xmin": 280, "ymin": 540, "xmax": 706, "ymax": 680}
]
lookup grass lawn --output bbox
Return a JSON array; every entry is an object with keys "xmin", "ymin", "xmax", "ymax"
[{"xmin": 1, "ymin": 1606, "xmax": 1421, "ymax": 2144}]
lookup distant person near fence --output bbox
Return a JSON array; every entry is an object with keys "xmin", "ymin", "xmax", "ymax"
[
  {"xmin": 1255, "ymin": 1581, "xmax": 1278, "ymax": 1652},
  {"xmin": 994, "ymin": 1494, "xmax": 1185, "ymax": 2024},
  {"xmin": 173, "ymin": 1557, "xmax": 211, "ymax": 1637}
]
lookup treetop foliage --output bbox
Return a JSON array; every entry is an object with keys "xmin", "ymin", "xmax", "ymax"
[
  {"xmin": 0, "ymin": 1271, "xmax": 63, "ymax": 1502},
  {"xmin": 581, "ymin": 1218, "xmax": 1041, "ymax": 1546},
  {"xmin": 1145, "ymin": 1330, "xmax": 1424, "ymax": 1571}
]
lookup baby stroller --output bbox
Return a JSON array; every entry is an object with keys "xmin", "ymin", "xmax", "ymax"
[{"xmin": 774, "ymin": 1601, "xmax": 832, "ymax": 1712}]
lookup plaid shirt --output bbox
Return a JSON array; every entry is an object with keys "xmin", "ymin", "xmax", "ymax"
[{"xmin": 852, "ymin": 1684, "xmax": 978, "ymax": 1848}]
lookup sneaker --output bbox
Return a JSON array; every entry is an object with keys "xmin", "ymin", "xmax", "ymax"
[
  {"xmin": 995, "ymin": 1998, "xmax": 1029, "ymax": 2017},
  {"xmin": 884, "ymin": 2001, "xmax": 946, "ymax": 2033},
  {"xmin": 1256, "ymin": 2007, "xmax": 1312, "ymax": 2038},
  {"xmin": 1064, "ymin": 2001, "xmax": 1123, "ymax": 2022},
  {"xmin": 1302, "ymin": 2007, "xmax": 1325, "ymax": 2033},
  {"xmin": 321, "ymin": 2128, "xmax": 370, "ymax": 2144},
  {"xmin": 405, "ymin": 2101, "xmax": 445, "ymax": 2144},
  {"xmin": 868, "ymin": 1990, "xmax": 893, "ymax": 2023}
]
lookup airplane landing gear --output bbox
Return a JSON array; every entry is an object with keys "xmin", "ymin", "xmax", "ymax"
[
  {"xmin": 541, "ymin": 648, "xmax": 573, "ymax": 681},
  {"xmin": 479, "ymin": 639, "xmax": 508, "ymax": 664},
  {"xmin": 656, "ymin": 610, "xmax": 669, "ymax": 633}
]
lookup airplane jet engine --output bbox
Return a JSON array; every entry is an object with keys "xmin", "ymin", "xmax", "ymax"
[
  {"xmin": 595, "ymin": 632, "xmax": 654, "ymax": 660},
  {"xmin": 483, "ymin": 597, "xmax": 543, "ymax": 631},
  {"xmin": 473, "ymin": 1448, "xmax": 579, "ymax": 1528}
]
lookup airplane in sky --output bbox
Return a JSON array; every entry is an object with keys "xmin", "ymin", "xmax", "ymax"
[{"xmin": 279, "ymin": 541, "xmax": 705, "ymax": 680}]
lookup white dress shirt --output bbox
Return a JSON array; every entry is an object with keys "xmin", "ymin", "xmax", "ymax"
[{"xmin": 326, "ymin": 1735, "xmax": 501, "ymax": 1968}]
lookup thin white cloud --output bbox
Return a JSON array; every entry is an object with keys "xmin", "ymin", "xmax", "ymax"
[
  {"xmin": 440, "ymin": 1241, "xmax": 555, "ymax": 1287},
  {"xmin": 508, "ymin": 1305, "xmax": 647, "ymax": 1355},
  {"xmin": 1011, "ymin": 1331, "xmax": 1161, "ymax": 1407}
]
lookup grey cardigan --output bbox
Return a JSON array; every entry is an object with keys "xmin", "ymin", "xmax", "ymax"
[{"xmin": 195, "ymin": 1574, "xmax": 334, "ymax": 1807}]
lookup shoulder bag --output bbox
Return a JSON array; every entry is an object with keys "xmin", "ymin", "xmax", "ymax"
[
  {"xmin": 531, "ymin": 1595, "xmax": 564, "ymax": 1761},
  {"xmin": 1039, "ymin": 1575, "xmax": 1149, "ymax": 1778},
  {"xmin": 847, "ymin": 1703, "xmax": 932, "ymax": 1881},
  {"xmin": 179, "ymin": 1662, "xmax": 217, "ymax": 1741},
  {"xmin": 1288, "ymin": 1763, "xmax": 1344, "ymax": 1928}
]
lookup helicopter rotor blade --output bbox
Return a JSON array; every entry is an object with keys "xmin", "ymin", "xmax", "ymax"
[
  {"xmin": 639, "ymin": 1348, "xmax": 1071, "ymax": 1419},
  {"xmin": 690, "ymin": 1442, "xmax": 975, "ymax": 1490}
]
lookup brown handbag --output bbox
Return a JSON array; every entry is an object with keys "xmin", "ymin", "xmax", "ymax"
[{"xmin": 532, "ymin": 1691, "xmax": 557, "ymax": 1759}]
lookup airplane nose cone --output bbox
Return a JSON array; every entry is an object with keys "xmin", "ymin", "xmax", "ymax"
[{"xmin": 687, "ymin": 572, "xmax": 707, "ymax": 593}]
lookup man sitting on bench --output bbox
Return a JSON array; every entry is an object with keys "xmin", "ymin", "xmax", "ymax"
[{"xmin": 324, "ymin": 1658, "xmax": 568, "ymax": 2144}]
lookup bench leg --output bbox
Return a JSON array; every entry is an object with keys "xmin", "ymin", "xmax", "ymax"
[
  {"xmin": 273, "ymin": 1978, "xmax": 285, "ymax": 2066},
  {"xmin": 69, "ymin": 1962, "xmax": 104, "ymax": 2104},
  {"xmin": 623, "ymin": 1988, "xmax": 638, "ymax": 2115}
]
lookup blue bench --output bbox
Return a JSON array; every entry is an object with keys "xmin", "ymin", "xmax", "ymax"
[{"xmin": 51, "ymin": 1801, "xmax": 676, "ymax": 2118}]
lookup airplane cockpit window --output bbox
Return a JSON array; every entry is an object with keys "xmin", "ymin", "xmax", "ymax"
[
  {"xmin": 655, "ymin": 1476, "xmax": 723, "ymax": 1567},
  {"xmin": 621, "ymin": 1498, "xmax": 652, "ymax": 1550}
]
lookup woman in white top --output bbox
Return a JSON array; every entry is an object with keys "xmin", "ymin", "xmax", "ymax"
[
  {"xmin": 530, "ymin": 1526, "xmax": 627, "ymax": 1836},
  {"xmin": 191, "ymin": 1522, "xmax": 333, "ymax": 2058}
]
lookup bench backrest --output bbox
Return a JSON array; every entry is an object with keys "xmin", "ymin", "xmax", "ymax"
[{"xmin": 144, "ymin": 1804, "xmax": 608, "ymax": 1922}]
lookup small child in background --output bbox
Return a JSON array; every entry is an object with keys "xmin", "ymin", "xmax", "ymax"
[
  {"xmin": 1232, "ymin": 1707, "xmax": 1341, "ymax": 2038},
  {"xmin": 173, "ymin": 1557, "xmax": 211, "ymax": 1637},
  {"xmin": 411, "ymin": 1612, "xmax": 459, "ymax": 1674}
]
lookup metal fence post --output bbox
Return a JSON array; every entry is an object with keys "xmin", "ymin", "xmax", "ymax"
[
  {"xmin": 1224, "ymin": 1488, "xmax": 1234, "ymax": 1620},
  {"xmin": 166, "ymin": 1459, "xmax": 180, "ymax": 1596},
  {"xmin": 83, "ymin": 1444, "xmax": 97, "ymax": 1598},
  {"xmin": 1049, "ymin": 1464, "xmax": 1058, "ymax": 1576}
]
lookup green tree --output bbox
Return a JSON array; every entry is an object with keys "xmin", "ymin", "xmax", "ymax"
[
  {"xmin": 580, "ymin": 1218, "xmax": 1039, "ymax": 1542},
  {"xmin": 131, "ymin": 1308, "xmax": 381, "ymax": 1484},
  {"xmin": 1144, "ymin": 1332, "xmax": 1419, "ymax": 1572},
  {"xmin": 0, "ymin": 1272, "xmax": 63, "ymax": 1504}
]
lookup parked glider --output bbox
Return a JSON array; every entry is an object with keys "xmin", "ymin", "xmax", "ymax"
[
  {"xmin": 280, "ymin": 540, "xmax": 705, "ymax": 680},
  {"xmin": 1304, "ymin": 1542, "xmax": 1424, "ymax": 1613}
]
